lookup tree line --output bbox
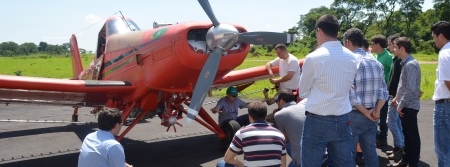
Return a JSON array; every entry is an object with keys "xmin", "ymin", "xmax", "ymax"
[
  {"xmin": 286, "ymin": 0, "xmax": 449, "ymax": 54},
  {"xmin": 2, "ymin": 0, "xmax": 448, "ymax": 57}
]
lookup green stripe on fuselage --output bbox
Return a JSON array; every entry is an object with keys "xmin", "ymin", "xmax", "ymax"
[{"xmin": 102, "ymin": 56, "xmax": 136, "ymax": 77}]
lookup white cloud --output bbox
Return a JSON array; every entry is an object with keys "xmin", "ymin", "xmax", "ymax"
[{"xmin": 84, "ymin": 14, "xmax": 103, "ymax": 24}]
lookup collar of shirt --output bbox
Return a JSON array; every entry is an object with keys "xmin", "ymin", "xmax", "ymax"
[
  {"xmin": 319, "ymin": 40, "xmax": 342, "ymax": 49},
  {"xmin": 252, "ymin": 120, "xmax": 269, "ymax": 124},
  {"xmin": 400, "ymin": 54, "xmax": 413, "ymax": 65},
  {"xmin": 442, "ymin": 41, "xmax": 450, "ymax": 50},
  {"xmin": 98, "ymin": 130, "xmax": 115, "ymax": 139},
  {"xmin": 283, "ymin": 101, "xmax": 297, "ymax": 108},
  {"xmin": 376, "ymin": 48, "xmax": 391, "ymax": 57},
  {"xmin": 353, "ymin": 48, "xmax": 369, "ymax": 57}
]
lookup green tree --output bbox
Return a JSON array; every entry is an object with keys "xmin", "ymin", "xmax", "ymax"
[
  {"xmin": 0, "ymin": 41, "xmax": 19, "ymax": 56},
  {"xmin": 376, "ymin": 0, "xmax": 401, "ymax": 35},
  {"xmin": 398, "ymin": 0, "xmax": 424, "ymax": 37},
  {"xmin": 434, "ymin": 0, "xmax": 450, "ymax": 21},
  {"xmin": 38, "ymin": 41, "xmax": 48, "ymax": 52},
  {"xmin": 18, "ymin": 42, "xmax": 38, "ymax": 55}
]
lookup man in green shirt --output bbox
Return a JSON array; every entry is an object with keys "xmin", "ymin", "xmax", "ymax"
[{"xmin": 371, "ymin": 35, "xmax": 393, "ymax": 146}]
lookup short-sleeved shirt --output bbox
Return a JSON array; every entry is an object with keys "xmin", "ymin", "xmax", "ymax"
[
  {"xmin": 229, "ymin": 120, "xmax": 286, "ymax": 167},
  {"xmin": 433, "ymin": 41, "xmax": 450, "ymax": 101},
  {"xmin": 214, "ymin": 97, "xmax": 247, "ymax": 125},
  {"xmin": 269, "ymin": 54, "xmax": 301, "ymax": 90},
  {"xmin": 78, "ymin": 130, "xmax": 126, "ymax": 167},
  {"xmin": 274, "ymin": 101, "xmax": 307, "ymax": 165}
]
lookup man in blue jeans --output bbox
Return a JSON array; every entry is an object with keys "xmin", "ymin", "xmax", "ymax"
[
  {"xmin": 386, "ymin": 33, "xmax": 405, "ymax": 160},
  {"xmin": 431, "ymin": 21, "xmax": 450, "ymax": 167},
  {"xmin": 343, "ymin": 27, "xmax": 388, "ymax": 167},
  {"xmin": 298, "ymin": 14, "xmax": 358, "ymax": 167}
]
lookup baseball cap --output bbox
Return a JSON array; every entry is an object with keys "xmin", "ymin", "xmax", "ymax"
[{"xmin": 226, "ymin": 86, "xmax": 238, "ymax": 96}]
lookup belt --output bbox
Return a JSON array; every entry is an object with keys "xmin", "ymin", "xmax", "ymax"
[
  {"xmin": 351, "ymin": 107, "xmax": 374, "ymax": 111},
  {"xmin": 305, "ymin": 111, "xmax": 317, "ymax": 116},
  {"xmin": 436, "ymin": 98, "xmax": 450, "ymax": 104}
]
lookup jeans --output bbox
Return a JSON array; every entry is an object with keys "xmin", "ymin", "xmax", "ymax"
[
  {"xmin": 350, "ymin": 111, "xmax": 379, "ymax": 167},
  {"xmin": 434, "ymin": 103, "xmax": 450, "ymax": 167},
  {"xmin": 400, "ymin": 108, "xmax": 420, "ymax": 166},
  {"xmin": 235, "ymin": 114, "xmax": 249, "ymax": 127},
  {"xmin": 387, "ymin": 97, "xmax": 404, "ymax": 147},
  {"xmin": 301, "ymin": 112, "xmax": 352, "ymax": 167},
  {"xmin": 285, "ymin": 142, "xmax": 301, "ymax": 167},
  {"xmin": 377, "ymin": 102, "xmax": 388, "ymax": 141},
  {"xmin": 216, "ymin": 160, "xmax": 235, "ymax": 167}
]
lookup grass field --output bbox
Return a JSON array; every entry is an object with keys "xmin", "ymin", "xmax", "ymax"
[
  {"xmin": 0, "ymin": 54, "xmax": 94, "ymax": 78},
  {"xmin": 0, "ymin": 53, "xmax": 437, "ymax": 100}
]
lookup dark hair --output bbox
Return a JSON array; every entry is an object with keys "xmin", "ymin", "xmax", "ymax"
[
  {"xmin": 363, "ymin": 39, "xmax": 369, "ymax": 49},
  {"xmin": 315, "ymin": 14, "xmax": 339, "ymax": 38},
  {"xmin": 274, "ymin": 44, "xmax": 287, "ymax": 51},
  {"xmin": 387, "ymin": 33, "xmax": 400, "ymax": 43},
  {"xmin": 277, "ymin": 89, "xmax": 295, "ymax": 103},
  {"xmin": 394, "ymin": 37, "xmax": 412, "ymax": 53},
  {"xmin": 371, "ymin": 35, "xmax": 387, "ymax": 48},
  {"xmin": 247, "ymin": 102, "xmax": 267, "ymax": 121},
  {"xmin": 98, "ymin": 108, "xmax": 122, "ymax": 131},
  {"xmin": 343, "ymin": 28, "xmax": 364, "ymax": 47},
  {"xmin": 431, "ymin": 21, "xmax": 450, "ymax": 40}
]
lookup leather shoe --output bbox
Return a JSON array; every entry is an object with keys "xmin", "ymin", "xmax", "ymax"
[{"xmin": 390, "ymin": 161, "xmax": 407, "ymax": 167}]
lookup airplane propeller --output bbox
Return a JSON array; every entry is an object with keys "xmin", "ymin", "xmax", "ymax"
[{"xmin": 187, "ymin": 0, "xmax": 297, "ymax": 122}]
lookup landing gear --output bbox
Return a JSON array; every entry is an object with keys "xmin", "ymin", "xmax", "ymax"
[
  {"xmin": 72, "ymin": 107, "xmax": 78, "ymax": 122},
  {"xmin": 219, "ymin": 119, "xmax": 241, "ymax": 150}
]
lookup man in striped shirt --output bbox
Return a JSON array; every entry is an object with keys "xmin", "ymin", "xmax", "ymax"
[
  {"xmin": 219, "ymin": 101, "xmax": 286, "ymax": 167},
  {"xmin": 343, "ymin": 28, "xmax": 388, "ymax": 167},
  {"xmin": 298, "ymin": 14, "xmax": 358, "ymax": 167}
]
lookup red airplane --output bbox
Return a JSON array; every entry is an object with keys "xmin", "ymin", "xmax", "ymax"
[{"xmin": 0, "ymin": 0, "xmax": 299, "ymax": 147}]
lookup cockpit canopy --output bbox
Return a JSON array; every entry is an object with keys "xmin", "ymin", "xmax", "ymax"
[
  {"xmin": 107, "ymin": 18, "xmax": 141, "ymax": 36},
  {"xmin": 96, "ymin": 17, "xmax": 141, "ymax": 58}
]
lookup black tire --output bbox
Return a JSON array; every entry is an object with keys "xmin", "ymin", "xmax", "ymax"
[{"xmin": 219, "ymin": 119, "xmax": 241, "ymax": 150}]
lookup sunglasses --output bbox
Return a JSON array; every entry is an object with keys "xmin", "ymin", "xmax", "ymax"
[{"xmin": 229, "ymin": 94, "xmax": 237, "ymax": 97}]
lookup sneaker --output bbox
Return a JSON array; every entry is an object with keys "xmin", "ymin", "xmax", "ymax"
[
  {"xmin": 376, "ymin": 139, "xmax": 388, "ymax": 146},
  {"xmin": 386, "ymin": 147, "xmax": 400, "ymax": 155},
  {"xmin": 388, "ymin": 148, "xmax": 404, "ymax": 161}
]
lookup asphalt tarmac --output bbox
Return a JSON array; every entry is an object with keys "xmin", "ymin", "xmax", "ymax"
[{"xmin": 0, "ymin": 98, "xmax": 438, "ymax": 167}]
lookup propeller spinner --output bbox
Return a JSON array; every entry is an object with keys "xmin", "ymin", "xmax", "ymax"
[{"xmin": 187, "ymin": 0, "xmax": 297, "ymax": 122}]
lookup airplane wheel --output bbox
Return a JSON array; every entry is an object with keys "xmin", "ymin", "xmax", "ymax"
[{"xmin": 219, "ymin": 119, "xmax": 241, "ymax": 150}]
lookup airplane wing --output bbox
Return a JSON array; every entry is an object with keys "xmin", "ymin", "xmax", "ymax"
[
  {"xmin": 211, "ymin": 65, "xmax": 279, "ymax": 91},
  {"xmin": 212, "ymin": 59, "xmax": 304, "ymax": 91},
  {"xmin": 0, "ymin": 75, "xmax": 135, "ymax": 107}
]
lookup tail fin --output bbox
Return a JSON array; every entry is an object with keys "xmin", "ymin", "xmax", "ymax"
[{"xmin": 70, "ymin": 34, "xmax": 84, "ymax": 80}]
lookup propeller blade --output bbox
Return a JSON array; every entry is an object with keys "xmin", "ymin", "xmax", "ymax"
[
  {"xmin": 187, "ymin": 48, "xmax": 224, "ymax": 122},
  {"xmin": 237, "ymin": 32, "xmax": 297, "ymax": 45},
  {"xmin": 198, "ymin": 0, "xmax": 220, "ymax": 27}
]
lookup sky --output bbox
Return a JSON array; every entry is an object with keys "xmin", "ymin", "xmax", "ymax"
[{"xmin": 1, "ymin": 0, "xmax": 434, "ymax": 52}]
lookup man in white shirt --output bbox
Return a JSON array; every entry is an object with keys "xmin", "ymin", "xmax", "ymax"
[
  {"xmin": 78, "ymin": 108, "xmax": 132, "ymax": 167},
  {"xmin": 298, "ymin": 14, "xmax": 358, "ymax": 167},
  {"xmin": 265, "ymin": 44, "xmax": 301, "ymax": 92},
  {"xmin": 431, "ymin": 21, "xmax": 450, "ymax": 167}
]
